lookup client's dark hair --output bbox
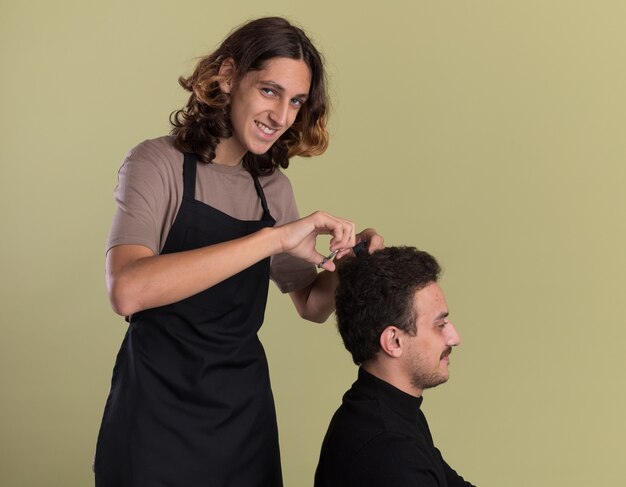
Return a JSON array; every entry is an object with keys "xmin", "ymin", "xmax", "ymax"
[{"xmin": 335, "ymin": 247, "xmax": 441, "ymax": 365}]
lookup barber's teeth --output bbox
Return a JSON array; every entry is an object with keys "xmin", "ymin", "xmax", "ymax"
[{"xmin": 255, "ymin": 121, "xmax": 276, "ymax": 134}]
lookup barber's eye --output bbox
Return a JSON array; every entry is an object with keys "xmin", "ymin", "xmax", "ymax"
[
  {"xmin": 261, "ymin": 88, "xmax": 276, "ymax": 96},
  {"xmin": 291, "ymin": 97, "xmax": 303, "ymax": 107}
]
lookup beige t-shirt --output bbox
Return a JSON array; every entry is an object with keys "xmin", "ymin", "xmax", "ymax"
[{"xmin": 107, "ymin": 136, "xmax": 317, "ymax": 293}]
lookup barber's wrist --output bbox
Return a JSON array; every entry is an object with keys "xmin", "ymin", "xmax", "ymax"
[{"xmin": 255, "ymin": 226, "xmax": 283, "ymax": 257}]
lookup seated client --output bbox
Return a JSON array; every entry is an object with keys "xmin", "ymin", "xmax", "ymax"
[{"xmin": 315, "ymin": 246, "xmax": 476, "ymax": 487}]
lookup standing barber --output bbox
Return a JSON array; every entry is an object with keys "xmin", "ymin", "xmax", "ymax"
[{"xmin": 95, "ymin": 17, "xmax": 383, "ymax": 487}]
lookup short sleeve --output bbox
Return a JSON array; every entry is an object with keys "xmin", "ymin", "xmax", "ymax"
[{"xmin": 106, "ymin": 139, "xmax": 182, "ymax": 255}]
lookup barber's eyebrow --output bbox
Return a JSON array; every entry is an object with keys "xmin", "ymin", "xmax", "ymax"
[{"xmin": 258, "ymin": 80, "xmax": 309, "ymax": 99}]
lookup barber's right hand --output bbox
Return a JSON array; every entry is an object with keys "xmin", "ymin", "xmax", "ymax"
[{"xmin": 275, "ymin": 211, "xmax": 356, "ymax": 271}]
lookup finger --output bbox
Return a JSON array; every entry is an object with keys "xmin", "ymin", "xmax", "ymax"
[
  {"xmin": 334, "ymin": 248, "xmax": 353, "ymax": 261},
  {"xmin": 356, "ymin": 228, "xmax": 384, "ymax": 253},
  {"xmin": 311, "ymin": 212, "xmax": 347, "ymax": 241},
  {"xmin": 336, "ymin": 236, "xmax": 370, "ymax": 261},
  {"xmin": 315, "ymin": 247, "xmax": 339, "ymax": 270},
  {"xmin": 330, "ymin": 220, "xmax": 356, "ymax": 250},
  {"xmin": 367, "ymin": 234, "xmax": 385, "ymax": 252},
  {"xmin": 317, "ymin": 250, "xmax": 339, "ymax": 268},
  {"xmin": 319, "ymin": 258, "xmax": 337, "ymax": 272},
  {"xmin": 311, "ymin": 211, "xmax": 356, "ymax": 252}
]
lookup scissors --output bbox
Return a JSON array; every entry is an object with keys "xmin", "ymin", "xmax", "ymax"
[{"xmin": 317, "ymin": 240, "xmax": 368, "ymax": 269}]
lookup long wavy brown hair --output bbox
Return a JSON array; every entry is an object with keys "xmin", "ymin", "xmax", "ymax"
[{"xmin": 170, "ymin": 17, "xmax": 329, "ymax": 177}]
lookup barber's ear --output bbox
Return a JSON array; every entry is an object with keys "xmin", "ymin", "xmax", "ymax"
[
  {"xmin": 379, "ymin": 326, "xmax": 403, "ymax": 358},
  {"xmin": 218, "ymin": 58, "xmax": 236, "ymax": 94}
]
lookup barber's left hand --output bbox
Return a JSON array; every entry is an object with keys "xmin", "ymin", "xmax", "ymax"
[{"xmin": 334, "ymin": 227, "xmax": 384, "ymax": 262}]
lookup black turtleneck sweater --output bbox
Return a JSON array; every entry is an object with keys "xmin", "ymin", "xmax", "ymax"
[{"xmin": 314, "ymin": 368, "xmax": 475, "ymax": 487}]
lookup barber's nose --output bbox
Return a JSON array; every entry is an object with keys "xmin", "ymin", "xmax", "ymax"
[
  {"xmin": 447, "ymin": 323, "xmax": 461, "ymax": 347},
  {"xmin": 269, "ymin": 100, "xmax": 289, "ymax": 128}
]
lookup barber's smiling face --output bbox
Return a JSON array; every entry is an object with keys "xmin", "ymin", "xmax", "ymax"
[
  {"xmin": 219, "ymin": 57, "xmax": 311, "ymax": 162},
  {"xmin": 401, "ymin": 283, "xmax": 461, "ymax": 394}
]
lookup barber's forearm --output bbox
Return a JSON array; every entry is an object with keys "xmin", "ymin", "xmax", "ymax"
[
  {"xmin": 107, "ymin": 227, "xmax": 281, "ymax": 316},
  {"xmin": 289, "ymin": 269, "xmax": 339, "ymax": 323}
]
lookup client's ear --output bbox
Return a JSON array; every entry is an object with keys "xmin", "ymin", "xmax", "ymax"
[
  {"xmin": 379, "ymin": 326, "xmax": 403, "ymax": 358},
  {"xmin": 218, "ymin": 58, "xmax": 236, "ymax": 94}
]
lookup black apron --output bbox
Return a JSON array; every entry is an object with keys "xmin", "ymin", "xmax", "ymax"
[{"xmin": 95, "ymin": 153, "xmax": 282, "ymax": 487}]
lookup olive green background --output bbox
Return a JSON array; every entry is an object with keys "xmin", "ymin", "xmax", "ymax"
[{"xmin": 1, "ymin": 1, "xmax": 624, "ymax": 485}]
